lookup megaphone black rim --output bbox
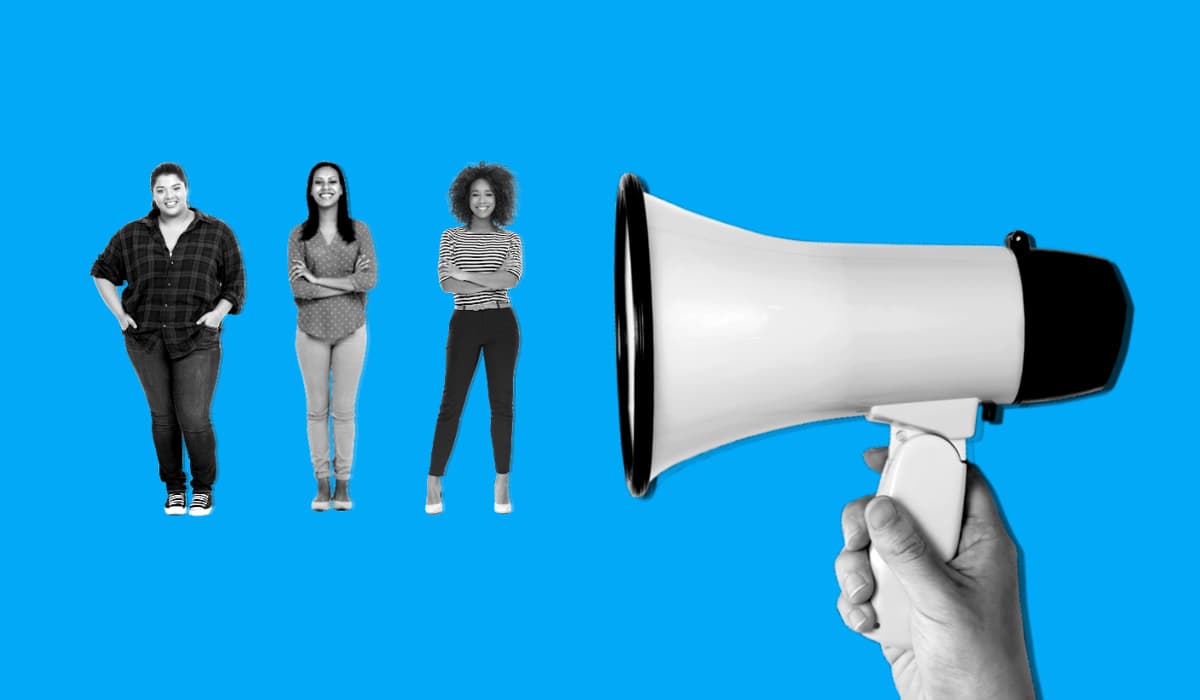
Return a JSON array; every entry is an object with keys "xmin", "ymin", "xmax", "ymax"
[{"xmin": 615, "ymin": 173, "xmax": 654, "ymax": 497}]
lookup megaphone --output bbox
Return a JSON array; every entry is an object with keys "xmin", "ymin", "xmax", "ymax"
[{"xmin": 613, "ymin": 173, "xmax": 1130, "ymax": 646}]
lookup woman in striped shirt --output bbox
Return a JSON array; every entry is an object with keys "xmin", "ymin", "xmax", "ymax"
[
  {"xmin": 289, "ymin": 162, "xmax": 377, "ymax": 511},
  {"xmin": 426, "ymin": 163, "xmax": 523, "ymax": 515}
]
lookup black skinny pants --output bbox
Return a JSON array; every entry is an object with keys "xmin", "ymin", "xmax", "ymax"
[{"xmin": 429, "ymin": 307, "xmax": 519, "ymax": 476}]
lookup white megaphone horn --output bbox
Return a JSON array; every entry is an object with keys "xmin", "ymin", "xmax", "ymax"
[{"xmin": 613, "ymin": 173, "xmax": 1131, "ymax": 647}]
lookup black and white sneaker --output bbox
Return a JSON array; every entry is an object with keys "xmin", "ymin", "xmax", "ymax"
[
  {"xmin": 189, "ymin": 492, "xmax": 213, "ymax": 517},
  {"xmin": 164, "ymin": 492, "xmax": 187, "ymax": 516}
]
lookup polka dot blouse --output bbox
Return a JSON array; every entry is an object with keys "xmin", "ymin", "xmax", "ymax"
[{"xmin": 288, "ymin": 220, "xmax": 377, "ymax": 340}]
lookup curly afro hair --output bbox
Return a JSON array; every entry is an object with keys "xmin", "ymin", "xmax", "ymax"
[{"xmin": 448, "ymin": 162, "xmax": 517, "ymax": 227}]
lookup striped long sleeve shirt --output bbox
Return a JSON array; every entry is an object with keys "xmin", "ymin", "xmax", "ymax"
[{"xmin": 438, "ymin": 227, "xmax": 523, "ymax": 307}]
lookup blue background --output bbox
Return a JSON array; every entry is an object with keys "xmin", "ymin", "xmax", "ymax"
[{"xmin": 6, "ymin": 1, "xmax": 1195, "ymax": 696}]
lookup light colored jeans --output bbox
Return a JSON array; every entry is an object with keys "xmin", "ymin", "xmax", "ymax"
[{"xmin": 296, "ymin": 325, "xmax": 366, "ymax": 480}]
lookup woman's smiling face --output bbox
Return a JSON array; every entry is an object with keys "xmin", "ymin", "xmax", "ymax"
[
  {"xmin": 469, "ymin": 178, "xmax": 495, "ymax": 224},
  {"xmin": 311, "ymin": 166, "xmax": 343, "ymax": 209},
  {"xmin": 152, "ymin": 173, "xmax": 188, "ymax": 216}
]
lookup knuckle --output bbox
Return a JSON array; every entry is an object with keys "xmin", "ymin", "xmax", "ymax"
[
  {"xmin": 834, "ymin": 549, "xmax": 853, "ymax": 577},
  {"xmin": 836, "ymin": 592, "xmax": 854, "ymax": 620},
  {"xmin": 842, "ymin": 520, "xmax": 867, "ymax": 550}
]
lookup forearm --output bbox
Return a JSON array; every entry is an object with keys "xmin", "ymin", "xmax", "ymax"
[
  {"xmin": 312, "ymin": 276, "xmax": 358, "ymax": 292},
  {"xmin": 455, "ymin": 270, "xmax": 518, "ymax": 290},
  {"xmin": 291, "ymin": 277, "xmax": 351, "ymax": 299},
  {"xmin": 441, "ymin": 278, "xmax": 489, "ymax": 294},
  {"xmin": 310, "ymin": 285, "xmax": 354, "ymax": 298},
  {"xmin": 93, "ymin": 277, "xmax": 128, "ymax": 320}
]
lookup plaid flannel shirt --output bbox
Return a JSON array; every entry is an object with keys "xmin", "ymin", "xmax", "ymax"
[{"xmin": 91, "ymin": 209, "xmax": 246, "ymax": 358}]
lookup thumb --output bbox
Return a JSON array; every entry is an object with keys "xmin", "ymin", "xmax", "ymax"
[{"xmin": 866, "ymin": 496, "xmax": 954, "ymax": 614}]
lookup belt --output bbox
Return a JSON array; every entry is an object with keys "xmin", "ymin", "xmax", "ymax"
[{"xmin": 454, "ymin": 301, "xmax": 511, "ymax": 311}]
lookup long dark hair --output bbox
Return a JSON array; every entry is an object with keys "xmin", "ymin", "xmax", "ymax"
[
  {"xmin": 448, "ymin": 162, "xmax": 517, "ymax": 227},
  {"xmin": 146, "ymin": 162, "xmax": 188, "ymax": 219},
  {"xmin": 299, "ymin": 161, "xmax": 356, "ymax": 242}
]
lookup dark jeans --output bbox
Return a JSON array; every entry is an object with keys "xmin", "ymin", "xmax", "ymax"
[
  {"xmin": 429, "ymin": 308, "xmax": 519, "ymax": 476},
  {"xmin": 125, "ymin": 329, "xmax": 222, "ymax": 493}
]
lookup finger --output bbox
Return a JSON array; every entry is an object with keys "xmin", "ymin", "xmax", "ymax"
[
  {"xmin": 862, "ymin": 446, "xmax": 888, "ymax": 474},
  {"xmin": 962, "ymin": 465, "xmax": 1004, "ymax": 533},
  {"xmin": 865, "ymin": 496, "xmax": 952, "ymax": 613},
  {"xmin": 841, "ymin": 495, "xmax": 872, "ymax": 550},
  {"xmin": 128, "ymin": 318, "xmax": 138, "ymax": 329},
  {"xmin": 837, "ymin": 591, "xmax": 877, "ymax": 634},
  {"xmin": 835, "ymin": 547, "xmax": 875, "ymax": 604},
  {"xmin": 955, "ymin": 465, "xmax": 1017, "ymax": 565}
]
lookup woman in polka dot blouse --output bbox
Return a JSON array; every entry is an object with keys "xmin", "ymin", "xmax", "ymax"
[
  {"xmin": 289, "ymin": 162, "xmax": 377, "ymax": 511},
  {"xmin": 426, "ymin": 162, "xmax": 523, "ymax": 515}
]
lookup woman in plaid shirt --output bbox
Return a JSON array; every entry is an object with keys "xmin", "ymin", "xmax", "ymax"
[{"xmin": 91, "ymin": 163, "xmax": 245, "ymax": 517}]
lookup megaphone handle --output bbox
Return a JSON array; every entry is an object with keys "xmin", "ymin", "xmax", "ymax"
[{"xmin": 862, "ymin": 430, "xmax": 967, "ymax": 648}]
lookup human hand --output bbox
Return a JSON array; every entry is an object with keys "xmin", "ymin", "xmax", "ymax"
[
  {"xmin": 355, "ymin": 254, "xmax": 370, "ymax": 273},
  {"xmin": 835, "ymin": 448, "xmax": 1036, "ymax": 700},
  {"xmin": 290, "ymin": 259, "xmax": 316, "ymax": 282},
  {"xmin": 118, "ymin": 312, "xmax": 137, "ymax": 331},
  {"xmin": 195, "ymin": 309, "xmax": 225, "ymax": 329},
  {"xmin": 439, "ymin": 262, "xmax": 466, "ymax": 280}
]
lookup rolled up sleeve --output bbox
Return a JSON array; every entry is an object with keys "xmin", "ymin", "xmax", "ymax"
[
  {"xmin": 349, "ymin": 221, "xmax": 377, "ymax": 292},
  {"xmin": 218, "ymin": 224, "xmax": 246, "ymax": 314}
]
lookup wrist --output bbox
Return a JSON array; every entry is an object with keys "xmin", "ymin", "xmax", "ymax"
[{"xmin": 959, "ymin": 648, "xmax": 1036, "ymax": 700}]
